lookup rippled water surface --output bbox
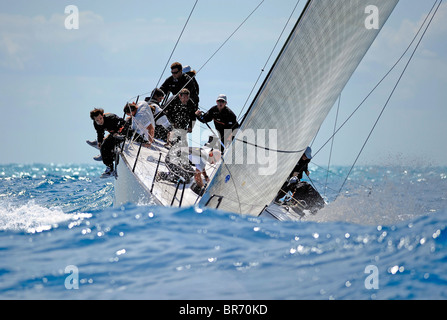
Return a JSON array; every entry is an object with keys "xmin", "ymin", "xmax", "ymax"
[{"xmin": 1, "ymin": 163, "xmax": 446, "ymax": 299}]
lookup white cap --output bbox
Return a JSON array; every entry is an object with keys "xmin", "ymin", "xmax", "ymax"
[
  {"xmin": 183, "ymin": 65, "xmax": 191, "ymax": 73},
  {"xmin": 304, "ymin": 146, "xmax": 312, "ymax": 159},
  {"xmin": 216, "ymin": 94, "xmax": 227, "ymax": 102}
]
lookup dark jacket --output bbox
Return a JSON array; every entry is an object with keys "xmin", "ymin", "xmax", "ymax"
[
  {"xmin": 185, "ymin": 71, "xmax": 200, "ymax": 98},
  {"xmin": 93, "ymin": 113, "xmax": 125, "ymax": 144},
  {"xmin": 160, "ymin": 73, "xmax": 199, "ymax": 106},
  {"xmin": 197, "ymin": 105, "xmax": 239, "ymax": 138},
  {"xmin": 291, "ymin": 157, "xmax": 311, "ymax": 180},
  {"xmin": 164, "ymin": 99, "xmax": 198, "ymax": 131}
]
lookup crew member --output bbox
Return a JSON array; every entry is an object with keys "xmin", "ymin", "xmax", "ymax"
[
  {"xmin": 195, "ymin": 94, "xmax": 239, "ymax": 152},
  {"xmin": 160, "ymin": 62, "xmax": 199, "ymax": 106},
  {"xmin": 90, "ymin": 108, "xmax": 125, "ymax": 178}
]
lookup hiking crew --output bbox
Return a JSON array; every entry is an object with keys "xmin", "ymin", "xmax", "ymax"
[{"xmin": 90, "ymin": 108, "xmax": 125, "ymax": 178}]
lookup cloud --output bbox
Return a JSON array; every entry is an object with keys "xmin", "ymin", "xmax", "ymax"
[
  {"xmin": 356, "ymin": 2, "xmax": 447, "ymax": 107},
  {"xmin": 0, "ymin": 11, "xmax": 105, "ymax": 71},
  {"xmin": 394, "ymin": 2, "xmax": 446, "ymax": 56}
]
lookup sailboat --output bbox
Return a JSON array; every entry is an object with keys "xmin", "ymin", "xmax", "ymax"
[{"xmin": 114, "ymin": 0, "xmax": 400, "ymax": 220}]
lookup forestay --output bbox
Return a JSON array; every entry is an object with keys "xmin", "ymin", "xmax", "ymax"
[{"xmin": 200, "ymin": 0, "xmax": 399, "ymax": 216}]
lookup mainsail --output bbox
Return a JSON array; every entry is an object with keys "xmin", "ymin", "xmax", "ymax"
[{"xmin": 199, "ymin": 0, "xmax": 399, "ymax": 216}]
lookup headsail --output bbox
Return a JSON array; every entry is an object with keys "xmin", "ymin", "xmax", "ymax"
[{"xmin": 200, "ymin": 0, "xmax": 399, "ymax": 216}]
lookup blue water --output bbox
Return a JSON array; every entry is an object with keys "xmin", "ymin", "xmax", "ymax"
[{"xmin": 1, "ymin": 163, "xmax": 446, "ymax": 300}]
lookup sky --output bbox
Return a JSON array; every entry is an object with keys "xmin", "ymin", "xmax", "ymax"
[{"xmin": 0, "ymin": 0, "xmax": 446, "ymax": 167}]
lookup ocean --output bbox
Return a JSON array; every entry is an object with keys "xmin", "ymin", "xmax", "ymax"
[{"xmin": 0, "ymin": 163, "xmax": 446, "ymax": 300}]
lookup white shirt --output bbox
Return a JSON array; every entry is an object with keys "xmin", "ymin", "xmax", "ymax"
[
  {"xmin": 187, "ymin": 148, "xmax": 209, "ymax": 171},
  {"xmin": 151, "ymin": 103, "xmax": 171, "ymax": 129},
  {"xmin": 133, "ymin": 102, "xmax": 155, "ymax": 141}
]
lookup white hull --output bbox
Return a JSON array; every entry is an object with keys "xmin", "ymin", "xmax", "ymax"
[
  {"xmin": 114, "ymin": 149, "xmax": 161, "ymax": 206},
  {"xmin": 113, "ymin": 139, "xmax": 216, "ymax": 208}
]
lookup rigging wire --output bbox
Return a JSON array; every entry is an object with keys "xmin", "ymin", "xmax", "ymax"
[
  {"xmin": 137, "ymin": 0, "xmax": 265, "ymax": 105},
  {"xmin": 311, "ymin": 0, "xmax": 442, "ymax": 162},
  {"xmin": 195, "ymin": 1, "xmax": 265, "ymax": 78},
  {"xmin": 233, "ymin": 138, "xmax": 306, "ymax": 154},
  {"xmin": 310, "ymin": 161, "xmax": 372, "ymax": 193},
  {"xmin": 128, "ymin": 0, "xmax": 199, "ymax": 103},
  {"xmin": 338, "ymin": 0, "xmax": 443, "ymax": 195},
  {"xmin": 324, "ymin": 94, "xmax": 341, "ymax": 198},
  {"xmin": 152, "ymin": 0, "xmax": 265, "ymax": 138},
  {"xmin": 237, "ymin": 0, "xmax": 302, "ymax": 121},
  {"xmin": 304, "ymin": 0, "xmax": 441, "ymax": 199},
  {"xmin": 156, "ymin": 0, "xmax": 199, "ymax": 89}
]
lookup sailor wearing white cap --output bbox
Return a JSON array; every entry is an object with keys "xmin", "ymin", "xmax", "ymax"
[{"xmin": 195, "ymin": 94, "xmax": 240, "ymax": 152}]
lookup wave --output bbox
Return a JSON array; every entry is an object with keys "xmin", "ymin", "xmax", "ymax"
[{"xmin": 0, "ymin": 200, "xmax": 92, "ymax": 234}]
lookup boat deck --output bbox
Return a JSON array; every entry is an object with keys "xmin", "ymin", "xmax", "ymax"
[{"xmin": 114, "ymin": 139, "xmax": 220, "ymax": 208}]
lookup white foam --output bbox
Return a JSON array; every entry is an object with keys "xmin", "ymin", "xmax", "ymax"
[{"xmin": 0, "ymin": 200, "xmax": 91, "ymax": 233}]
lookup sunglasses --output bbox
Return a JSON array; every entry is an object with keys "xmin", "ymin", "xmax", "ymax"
[{"xmin": 171, "ymin": 69, "xmax": 181, "ymax": 75}]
